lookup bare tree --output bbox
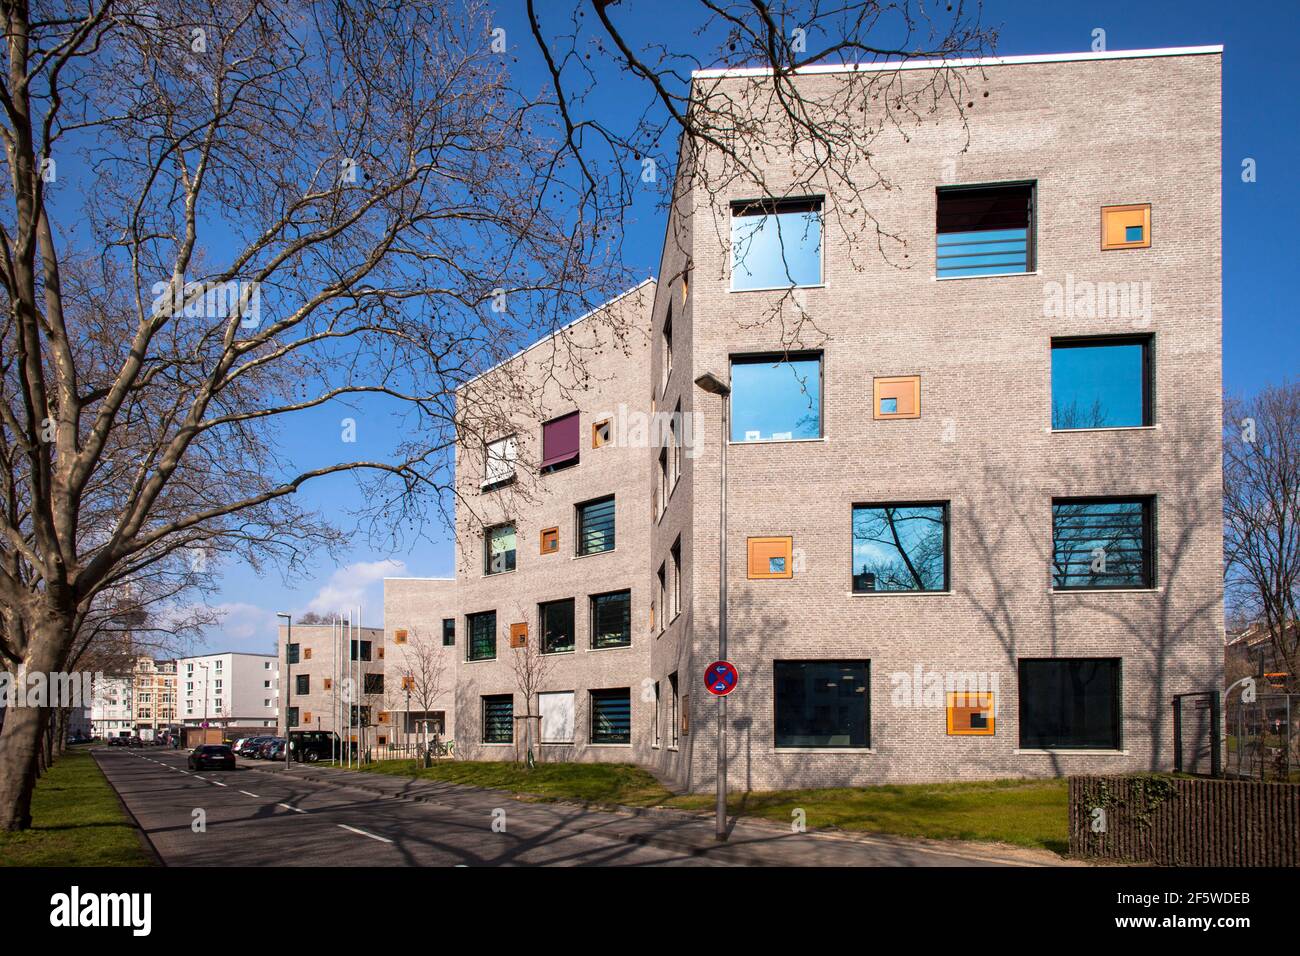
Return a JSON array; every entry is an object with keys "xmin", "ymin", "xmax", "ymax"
[
  {"xmin": 1224, "ymin": 384, "xmax": 1300, "ymax": 691},
  {"xmin": 0, "ymin": 0, "xmax": 623, "ymax": 830},
  {"xmin": 509, "ymin": 629, "xmax": 554, "ymax": 767},
  {"xmin": 389, "ymin": 625, "xmax": 448, "ymax": 755}
]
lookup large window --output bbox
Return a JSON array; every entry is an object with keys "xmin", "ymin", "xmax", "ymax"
[
  {"xmin": 731, "ymin": 353, "xmax": 822, "ymax": 442},
  {"xmin": 541, "ymin": 411, "xmax": 580, "ymax": 470},
  {"xmin": 539, "ymin": 691, "xmax": 574, "ymax": 744},
  {"xmin": 539, "ymin": 598, "xmax": 575, "ymax": 654},
  {"xmin": 1051, "ymin": 336, "xmax": 1152, "ymax": 429},
  {"xmin": 1052, "ymin": 497, "xmax": 1154, "ymax": 590},
  {"xmin": 577, "ymin": 495, "xmax": 616, "ymax": 555},
  {"xmin": 442, "ymin": 618, "xmax": 455, "ymax": 647},
  {"xmin": 466, "ymin": 610, "xmax": 497, "ymax": 661},
  {"xmin": 774, "ymin": 661, "xmax": 870, "ymax": 748},
  {"xmin": 1019, "ymin": 659, "xmax": 1121, "ymax": 750},
  {"xmin": 591, "ymin": 590, "xmax": 631, "ymax": 649},
  {"xmin": 730, "ymin": 197, "xmax": 823, "ymax": 290},
  {"xmin": 936, "ymin": 183, "xmax": 1035, "ymax": 278},
  {"xmin": 350, "ymin": 640, "xmax": 372, "ymax": 662},
  {"xmin": 851, "ymin": 503, "xmax": 949, "ymax": 593},
  {"xmin": 485, "ymin": 524, "xmax": 516, "ymax": 575},
  {"xmin": 590, "ymin": 688, "xmax": 632, "ymax": 744},
  {"xmin": 295, "ymin": 674, "xmax": 309, "ymax": 695},
  {"xmin": 482, "ymin": 694, "xmax": 513, "ymax": 744},
  {"xmin": 364, "ymin": 674, "xmax": 384, "ymax": 695},
  {"xmin": 483, "ymin": 434, "xmax": 517, "ymax": 489}
]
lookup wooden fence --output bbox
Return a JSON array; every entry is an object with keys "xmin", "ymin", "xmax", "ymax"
[{"xmin": 1069, "ymin": 775, "xmax": 1300, "ymax": 866}]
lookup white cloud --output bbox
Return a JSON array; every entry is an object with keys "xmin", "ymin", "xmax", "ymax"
[
  {"xmin": 194, "ymin": 602, "xmax": 282, "ymax": 655},
  {"xmin": 302, "ymin": 558, "xmax": 407, "ymax": 619}
]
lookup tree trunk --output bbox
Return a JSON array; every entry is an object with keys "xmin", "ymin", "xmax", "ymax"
[
  {"xmin": 0, "ymin": 616, "xmax": 74, "ymax": 831},
  {"xmin": 0, "ymin": 705, "xmax": 50, "ymax": 831}
]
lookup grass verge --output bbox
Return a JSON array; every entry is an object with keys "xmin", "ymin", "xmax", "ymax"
[
  {"xmin": 0, "ymin": 747, "xmax": 154, "ymax": 866},
  {"xmin": 332, "ymin": 759, "xmax": 1067, "ymax": 853}
]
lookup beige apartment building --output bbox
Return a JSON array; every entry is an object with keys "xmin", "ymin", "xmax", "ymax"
[
  {"xmin": 131, "ymin": 657, "xmax": 177, "ymax": 739},
  {"xmin": 380, "ymin": 46, "xmax": 1224, "ymax": 792},
  {"xmin": 276, "ymin": 623, "xmax": 385, "ymax": 748}
]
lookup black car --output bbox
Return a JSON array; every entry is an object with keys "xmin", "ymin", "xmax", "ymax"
[
  {"xmin": 289, "ymin": 730, "xmax": 340, "ymax": 763},
  {"xmin": 188, "ymin": 745, "xmax": 237, "ymax": 771},
  {"xmin": 107, "ymin": 736, "xmax": 128, "ymax": 748},
  {"xmin": 237, "ymin": 736, "xmax": 272, "ymax": 758}
]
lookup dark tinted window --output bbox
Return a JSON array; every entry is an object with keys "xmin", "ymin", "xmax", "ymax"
[
  {"xmin": 540, "ymin": 599, "xmax": 575, "ymax": 654},
  {"xmin": 590, "ymin": 689, "xmax": 632, "ymax": 744},
  {"xmin": 591, "ymin": 590, "xmax": 631, "ymax": 649},
  {"xmin": 467, "ymin": 611, "xmax": 496, "ymax": 661},
  {"xmin": 1019, "ymin": 659, "xmax": 1121, "ymax": 750},
  {"xmin": 442, "ymin": 618, "xmax": 455, "ymax": 647},
  {"xmin": 936, "ymin": 183, "xmax": 1034, "ymax": 277},
  {"xmin": 1052, "ymin": 497, "xmax": 1154, "ymax": 589},
  {"xmin": 774, "ymin": 661, "xmax": 870, "ymax": 748},
  {"xmin": 577, "ymin": 496, "xmax": 616, "ymax": 555},
  {"xmin": 482, "ymin": 695, "xmax": 513, "ymax": 744}
]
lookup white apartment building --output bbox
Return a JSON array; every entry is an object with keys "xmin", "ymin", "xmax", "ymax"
[
  {"xmin": 90, "ymin": 675, "xmax": 133, "ymax": 738},
  {"xmin": 178, "ymin": 652, "xmax": 279, "ymax": 730}
]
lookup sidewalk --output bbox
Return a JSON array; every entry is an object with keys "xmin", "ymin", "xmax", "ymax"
[{"xmin": 243, "ymin": 761, "xmax": 1075, "ymax": 867}]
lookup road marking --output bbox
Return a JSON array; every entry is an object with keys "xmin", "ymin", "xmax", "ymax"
[
  {"xmin": 239, "ymin": 791, "xmax": 260, "ymax": 798},
  {"xmin": 337, "ymin": 824, "xmax": 393, "ymax": 844},
  {"xmin": 278, "ymin": 803, "xmax": 306, "ymax": 814},
  {"xmin": 211, "ymin": 780, "xmax": 227, "ymax": 787},
  {"xmin": 193, "ymin": 775, "xmax": 205, "ymax": 780}
]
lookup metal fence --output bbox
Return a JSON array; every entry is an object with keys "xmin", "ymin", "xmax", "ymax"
[{"xmin": 1226, "ymin": 693, "xmax": 1299, "ymax": 782}]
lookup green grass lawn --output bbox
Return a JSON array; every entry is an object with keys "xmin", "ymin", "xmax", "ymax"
[
  {"xmin": 339, "ymin": 759, "xmax": 1067, "ymax": 853},
  {"xmin": 0, "ymin": 747, "xmax": 153, "ymax": 866},
  {"xmin": 342, "ymin": 758, "xmax": 675, "ymax": 805}
]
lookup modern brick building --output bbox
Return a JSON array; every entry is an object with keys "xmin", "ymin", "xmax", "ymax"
[
  {"xmin": 384, "ymin": 45, "xmax": 1225, "ymax": 792},
  {"xmin": 276, "ymin": 622, "xmax": 385, "ymax": 748}
]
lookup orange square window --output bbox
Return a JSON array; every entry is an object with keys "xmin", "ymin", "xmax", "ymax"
[
  {"xmin": 394, "ymin": 628, "xmax": 408, "ymax": 645},
  {"xmin": 377, "ymin": 646, "xmax": 385, "ymax": 660},
  {"xmin": 1101, "ymin": 203, "xmax": 1151, "ymax": 250},
  {"xmin": 509, "ymin": 622, "xmax": 528, "ymax": 648},
  {"xmin": 303, "ymin": 711, "xmax": 312, "ymax": 724},
  {"xmin": 592, "ymin": 420, "xmax": 612, "ymax": 448},
  {"xmin": 401, "ymin": 675, "xmax": 415, "ymax": 691},
  {"xmin": 378, "ymin": 711, "xmax": 390, "ymax": 725},
  {"xmin": 540, "ymin": 527, "xmax": 559, "ymax": 554},
  {"xmin": 946, "ymin": 691, "xmax": 995, "ymax": 736},
  {"xmin": 323, "ymin": 678, "xmax": 332, "ymax": 691},
  {"xmin": 302, "ymin": 647, "xmax": 312, "ymax": 660},
  {"xmin": 747, "ymin": 536, "xmax": 793, "ymax": 579},
  {"xmin": 874, "ymin": 376, "xmax": 920, "ymax": 420}
]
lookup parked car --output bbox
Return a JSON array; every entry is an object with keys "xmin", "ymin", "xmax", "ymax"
[
  {"xmin": 127, "ymin": 736, "xmax": 145, "ymax": 748},
  {"xmin": 262, "ymin": 738, "xmax": 286, "ymax": 761},
  {"xmin": 107, "ymin": 736, "xmax": 128, "ymax": 747},
  {"xmin": 188, "ymin": 744, "xmax": 237, "ymax": 771},
  {"xmin": 289, "ymin": 730, "xmax": 340, "ymax": 763},
  {"xmin": 241, "ymin": 736, "xmax": 274, "ymax": 758},
  {"xmin": 232, "ymin": 737, "xmax": 249, "ymax": 754}
]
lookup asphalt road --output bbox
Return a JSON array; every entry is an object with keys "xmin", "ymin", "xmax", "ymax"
[{"xmin": 94, "ymin": 748, "xmax": 729, "ymax": 867}]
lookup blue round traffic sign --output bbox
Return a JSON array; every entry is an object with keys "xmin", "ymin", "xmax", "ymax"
[{"xmin": 704, "ymin": 660, "xmax": 739, "ymax": 696}]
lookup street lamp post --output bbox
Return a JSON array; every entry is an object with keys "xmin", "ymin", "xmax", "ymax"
[
  {"xmin": 694, "ymin": 371, "xmax": 731, "ymax": 843},
  {"xmin": 277, "ymin": 612, "xmax": 292, "ymax": 771}
]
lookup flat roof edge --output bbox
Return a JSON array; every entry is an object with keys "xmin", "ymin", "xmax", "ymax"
[
  {"xmin": 458, "ymin": 277, "xmax": 656, "ymax": 390},
  {"xmin": 691, "ymin": 45, "xmax": 1223, "ymax": 80}
]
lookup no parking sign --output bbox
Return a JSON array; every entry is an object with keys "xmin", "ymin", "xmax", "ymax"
[{"xmin": 704, "ymin": 660, "xmax": 739, "ymax": 696}]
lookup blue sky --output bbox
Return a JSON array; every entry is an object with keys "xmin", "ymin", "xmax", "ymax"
[{"xmin": 193, "ymin": 0, "xmax": 1297, "ymax": 654}]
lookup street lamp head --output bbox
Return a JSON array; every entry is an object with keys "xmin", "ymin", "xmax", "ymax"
[
  {"xmin": 276, "ymin": 612, "xmax": 291, "ymax": 621},
  {"xmin": 694, "ymin": 371, "xmax": 730, "ymax": 396}
]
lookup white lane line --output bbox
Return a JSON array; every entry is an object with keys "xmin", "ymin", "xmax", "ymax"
[
  {"xmin": 239, "ymin": 791, "xmax": 260, "ymax": 798},
  {"xmin": 278, "ymin": 803, "xmax": 306, "ymax": 814},
  {"xmin": 337, "ymin": 824, "xmax": 393, "ymax": 844},
  {"xmin": 193, "ymin": 775, "xmax": 205, "ymax": 781},
  {"xmin": 211, "ymin": 780, "xmax": 227, "ymax": 787}
]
